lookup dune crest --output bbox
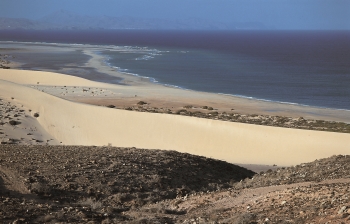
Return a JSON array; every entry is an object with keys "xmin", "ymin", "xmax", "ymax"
[{"xmin": 0, "ymin": 70, "xmax": 349, "ymax": 166}]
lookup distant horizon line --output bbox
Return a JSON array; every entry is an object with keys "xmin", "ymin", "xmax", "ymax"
[{"xmin": 0, "ymin": 28, "xmax": 350, "ymax": 31}]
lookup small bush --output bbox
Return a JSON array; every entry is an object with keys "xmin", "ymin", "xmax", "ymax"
[
  {"xmin": 112, "ymin": 193, "xmax": 132, "ymax": 203},
  {"xmin": 34, "ymin": 113, "xmax": 39, "ymax": 118},
  {"xmin": 137, "ymin": 101, "xmax": 147, "ymax": 105},
  {"xmin": 175, "ymin": 109, "xmax": 187, "ymax": 114},
  {"xmin": 9, "ymin": 120, "xmax": 19, "ymax": 125},
  {"xmin": 192, "ymin": 111, "xmax": 201, "ymax": 114},
  {"xmin": 36, "ymin": 215, "xmax": 55, "ymax": 223},
  {"xmin": 30, "ymin": 182, "xmax": 50, "ymax": 195},
  {"xmin": 79, "ymin": 198, "xmax": 103, "ymax": 211},
  {"xmin": 233, "ymin": 212, "xmax": 257, "ymax": 224}
]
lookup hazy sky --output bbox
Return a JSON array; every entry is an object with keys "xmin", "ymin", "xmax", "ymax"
[{"xmin": 1, "ymin": 0, "xmax": 350, "ymax": 29}]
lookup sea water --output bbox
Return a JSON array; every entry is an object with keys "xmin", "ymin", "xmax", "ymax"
[{"xmin": 1, "ymin": 30, "xmax": 349, "ymax": 110}]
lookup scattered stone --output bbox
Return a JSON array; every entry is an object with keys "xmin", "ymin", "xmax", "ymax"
[
  {"xmin": 9, "ymin": 120, "xmax": 19, "ymax": 125},
  {"xmin": 338, "ymin": 206, "xmax": 347, "ymax": 214}
]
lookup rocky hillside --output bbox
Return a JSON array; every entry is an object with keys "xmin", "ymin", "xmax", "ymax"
[
  {"xmin": 234, "ymin": 155, "xmax": 350, "ymax": 189},
  {"xmin": 125, "ymin": 155, "xmax": 350, "ymax": 223},
  {"xmin": 0, "ymin": 145, "xmax": 254, "ymax": 223},
  {"xmin": 1, "ymin": 145, "xmax": 350, "ymax": 223}
]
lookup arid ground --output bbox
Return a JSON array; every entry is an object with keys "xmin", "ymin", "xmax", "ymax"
[{"xmin": 1, "ymin": 146, "xmax": 350, "ymax": 223}]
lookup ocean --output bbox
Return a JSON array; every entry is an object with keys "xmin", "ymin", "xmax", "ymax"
[{"xmin": 0, "ymin": 30, "xmax": 349, "ymax": 110}]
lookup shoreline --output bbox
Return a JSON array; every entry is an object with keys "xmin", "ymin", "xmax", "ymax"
[
  {"xmin": 96, "ymin": 48, "xmax": 350, "ymax": 113},
  {"xmin": 1, "ymin": 41, "xmax": 350, "ymax": 124},
  {"xmin": 1, "ymin": 69, "xmax": 350, "ymax": 166},
  {"xmin": 82, "ymin": 47, "xmax": 350, "ymax": 123},
  {"xmin": 1, "ymin": 41, "xmax": 350, "ymax": 116}
]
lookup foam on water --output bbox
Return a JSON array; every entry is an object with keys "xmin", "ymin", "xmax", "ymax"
[{"xmin": 1, "ymin": 30, "xmax": 349, "ymax": 110}]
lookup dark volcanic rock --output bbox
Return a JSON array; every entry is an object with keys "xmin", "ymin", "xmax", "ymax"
[
  {"xmin": 235, "ymin": 155, "xmax": 350, "ymax": 189},
  {"xmin": 0, "ymin": 145, "xmax": 254, "ymax": 223}
]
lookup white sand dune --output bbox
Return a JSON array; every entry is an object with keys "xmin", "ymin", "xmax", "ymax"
[
  {"xmin": 0, "ymin": 70, "xmax": 349, "ymax": 166},
  {"xmin": 0, "ymin": 69, "xmax": 112, "ymax": 87}
]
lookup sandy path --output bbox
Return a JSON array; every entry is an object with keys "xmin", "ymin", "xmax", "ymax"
[
  {"xmin": 174, "ymin": 178, "xmax": 350, "ymax": 217},
  {"xmin": 125, "ymin": 177, "xmax": 350, "ymax": 223},
  {"xmin": 216, "ymin": 178, "xmax": 350, "ymax": 207}
]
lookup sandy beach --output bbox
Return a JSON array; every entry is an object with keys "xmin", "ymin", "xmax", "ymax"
[
  {"xmin": 80, "ymin": 48, "xmax": 350, "ymax": 123},
  {"xmin": 0, "ymin": 68, "xmax": 349, "ymax": 166},
  {"xmin": 2, "ymin": 41, "xmax": 350, "ymax": 122},
  {"xmin": 0, "ymin": 41, "xmax": 349, "ymax": 167}
]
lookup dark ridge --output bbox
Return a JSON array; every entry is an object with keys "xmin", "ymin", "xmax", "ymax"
[
  {"xmin": 235, "ymin": 154, "xmax": 350, "ymax": 189},
  {"xmin": 0, "ymin": 145, "xmax": 254, "ymax": 223}
]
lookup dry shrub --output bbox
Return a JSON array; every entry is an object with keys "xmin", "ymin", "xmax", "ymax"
[
  {"xmin": 36, "ymin": 214, "xmax": 56, "ymax": 223},
  {"xmin": 112, "ymin": 193, "xmax": 132, "ymax": 203},
  {"xmin": 175, "ymin": 109, "xmax": 187, "ymax": 114},
  {"xmin": 9, "ymin": 120, "xmax": 19, "ymax": 125},
  {"xmin": 79, "ymin": 198, "xmax": 103, "ymax": 211},
  {"xmin": 30, "ymin": 182, "xmax": 50, "ymax": 195},
  {"xmin": 137, "ymin": 101, "xmax": 147, "ymax": 105},
  {"xmin": 232, "ymin": 212, "xmax": 257, "ymax": 224}
]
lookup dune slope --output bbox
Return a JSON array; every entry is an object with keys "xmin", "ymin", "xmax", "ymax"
[{"xmin": 0, "ymin": 70, "xmax": 349, "ymax": 165}]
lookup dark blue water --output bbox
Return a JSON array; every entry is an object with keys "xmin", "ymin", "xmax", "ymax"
[{"xmin": 1, "ymin": 30, "xmax": 349, "ymax": 110}]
